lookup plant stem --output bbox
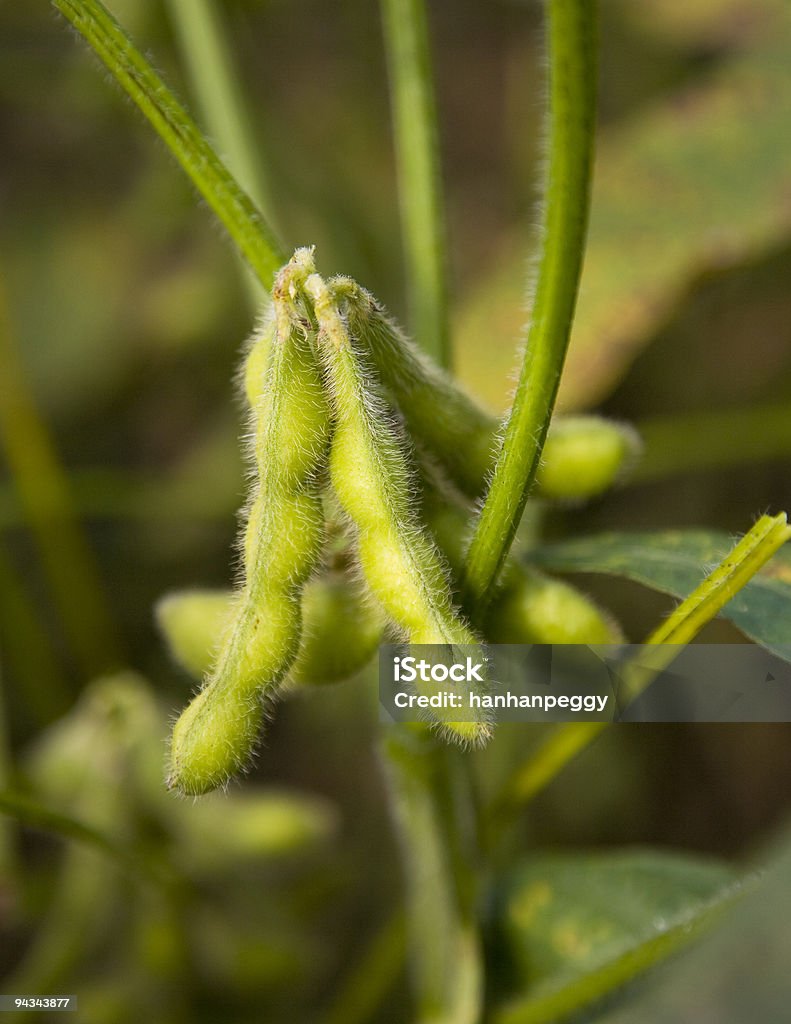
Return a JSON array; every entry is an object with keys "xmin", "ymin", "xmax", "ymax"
[
  {"xmin": 493, "ymin": 512, "xmax": 791, "ymax": 816},
  {"xmin": 381, "ymin": 728, "xmax": 483, "ymax": 1024},
  {"xmin": 0, "ymin": 279, "xmax": 120, "ymax": 678},
  {"xmin": 381, "ymin": 0, "xmax": 451, "ymax": 367},
  {"xmin": 462, "ymin": 0, "xmax": 597, "ymax": 611},
  {"xmin": 53, "ymin": 0, "xmax": 286, "ymax": 288},
  {"xmin": 164, "ymin": 0, "xmax": 277, "ymax": 307}
]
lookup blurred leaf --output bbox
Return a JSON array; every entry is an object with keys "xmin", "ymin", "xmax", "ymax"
[
  {"xmin": 587, "ymin": 822, "xmax": 791, "ymax": 1023},
  {"xmin": 530, "ymin": 530, "xmax": 791, "ymax": 658},
  {"xmin": 456, "ymin": 0, "xmax": 791, "ymax": 409},
  {"xmin": 493, "ymin": 849, "xmax": 737, "ymax": 1024},
  {"xmin": 627, "ymin": 0, "xmax": 788, "ymax": 47}
]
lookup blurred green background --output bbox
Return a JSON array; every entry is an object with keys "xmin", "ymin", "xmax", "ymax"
[{"xmin": 1, "ymin": 0, "xmax": 791, "ymax": 1020}]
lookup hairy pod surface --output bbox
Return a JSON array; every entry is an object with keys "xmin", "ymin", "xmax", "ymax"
[
  {"xmin": 168, "ymin": 269, "xmax": 330, "ymax": 796},
  {"xmin": 337, "ymin": 282, "xmax": 638, "ymax": 503},
  {"xmin": 305, "ymin": 273, "xmax": 491, "ymax": 746}
]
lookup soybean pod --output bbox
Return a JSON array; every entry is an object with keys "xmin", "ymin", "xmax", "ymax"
[
  {"xmin": 339, "ymin": 282, "xmax": 638, "ymax": 502},
  {"xmin": 156, "ymin": 572, "xmax": 386, "ymax": 687},
  {"xmin": 421, "ymin": 481, "xmax": 622, "ymax": 645},
  {"xmin": 168, "ymin": 265, "xmax": 330, "ymax": 795},
  {"xmin": 303, "ymin": 267, "xmax": 490, "ymax": 746}
]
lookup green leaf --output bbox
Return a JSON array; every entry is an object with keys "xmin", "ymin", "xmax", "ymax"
[
  {"xmin": 493, "ymin": 849, "xmax": 738, "ymax": 1024},
  {"xmin": 530, "ymin": 529, "xmax": 791, "ymax": 658},
  {"xmin": 587, "ymin": 821, "xmax": 791, "ymax": 1023}
]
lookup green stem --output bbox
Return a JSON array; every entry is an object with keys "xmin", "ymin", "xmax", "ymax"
[
  {"xmin": 0, "ymin": 279, "xmax": 121, "ymax": 678},
  {"xmin": 493, "ymin": 512, "xmax": 791, "ymax": 816},
  {"xmin": 462, "ymin": 0, "xmax": 597, "ymax": 611},
  {"xmin": 164, "ymin": 0, "xmax": 277, "ymax": 307},
  {"xmin": 53, "ymin": 0, "xmax": 285, "ymax": 288},
  {"xmin": 381, "ymin": 0, "xmax": 451, "ymax": 367},
  {"xmin": 382, "ymin": 728, "xmax": 483, "ymax": 1024}
]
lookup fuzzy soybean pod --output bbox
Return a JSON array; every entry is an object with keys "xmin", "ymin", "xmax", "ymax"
[
  {"xmin": 338, "ymin": 282, "xmax": 639, "ymax": 503},
  {"xmin": 168, "ymin": 293, "xmax": 330, "ymax": 795},
  {"xmin": 304, "ymin": 273, "xmax": 491, "ymax": 746},
  {"xmin": 156, "ymin": 573, "xmax": 386, "ymax": 687},
  {"xmin": 337, "ymin": 279, "xmax": 495, "ymax": 500},
  {"xmin": 421, "ymin": 485, "xmax": 622, "ymax": 645}
]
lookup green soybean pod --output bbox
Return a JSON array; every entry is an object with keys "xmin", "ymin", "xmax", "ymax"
[
  {"xmin": 537, "ymin": 416, "xmax": 641, "ymax": 502},
  {"xmin": 338, "ymin": 281, "xmax": 495, "ymax": 500},
  {"xmin": 156, "ymin": 589, "xmax": 235, "ymax": 680},
  {"xmin": 157, "ymin": 573, "xmax": 386, "ymax": 687},
  {"xmin": 168, "ymin": 272, "xmax": 330, "ymax": 796},
  {"xmin": 485, "ymin": 568, "xmax": 623, "ymax": 645},
  {"xmin": 304, "ymin": 271, "xmax": 491, "ymax": 747},
  {"xmin": 339, "ymin": 284, "xmax": 639, "ymax": 503},
  {"xmin": 294, "ymin": 571, "xmax": 386, "ymax": 685},
  {"xmin": 420, "ymin": 483, "xmax": 622, "ymax": 645}
]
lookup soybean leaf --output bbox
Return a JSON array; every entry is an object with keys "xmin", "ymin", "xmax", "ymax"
[
  {"xmin": 587, "ymin": 822, "xmax": 791, "ymax": 1024},
  {"xmin": 529, "ymin": 530, "xmax": 791, "ymax": 658},
  {"xmin": 492, "ymin": 849, "xmax": 739, "ymax": 1024}
]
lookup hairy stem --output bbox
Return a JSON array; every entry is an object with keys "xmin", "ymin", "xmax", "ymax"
[
  {"xmin": 53, "ymin": 0, "xmax": 285, "ymax": 287},
  {"xmin": 462, "ymin": 0, "xmax": 597, "ymax": 611}
]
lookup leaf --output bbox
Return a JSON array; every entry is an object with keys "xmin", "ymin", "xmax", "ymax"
[
  {"xmin": 529, "ymin": 530, "xmax": 791, "ymax": 658},
  {"xmin": 492, "ymin": 849, "xmax": 738, "ymax": 1024},
  {"xmin": 587, "ymin": 821, "xmax": 791, "ymax": 1024},
  {"xmin": 455, "ymin": 0, "xmax": 791, "ymax": 410}
]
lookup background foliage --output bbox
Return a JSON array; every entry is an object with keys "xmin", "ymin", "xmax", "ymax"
[{"xmin": 1, "ymin": 0, "xmax": 791, "ymax": 1020}]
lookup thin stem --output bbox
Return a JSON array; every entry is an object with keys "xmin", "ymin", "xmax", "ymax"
[
  {"xmin": 381, "ymin": 728, "xmax": 483, "ymax": 1024},
  {"xmin": 381, "ymin": 0, "xmax": 451, "ymax": 367},
  {"xmin": 493, "ymin": 512, "xmax": 791, "ymax": 816},
  {"xmin": 165, "ymin": 0, "xmax": 277, "ymax": 307},
  {"xmin": 462, "ymin": 0, "xmax": 597, "ymax": 610},
  {"xmin": 53, "ymin": 0, "xmax": 286, "ymax": 288},
  {"xmin": 0, "ymin": 278, "xmax": 121, "ymax": 678}
]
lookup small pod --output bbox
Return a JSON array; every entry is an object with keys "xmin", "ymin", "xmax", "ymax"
[{"xmin": 537, "ymin": 417, "xmax": 641, "ymax": 502}]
